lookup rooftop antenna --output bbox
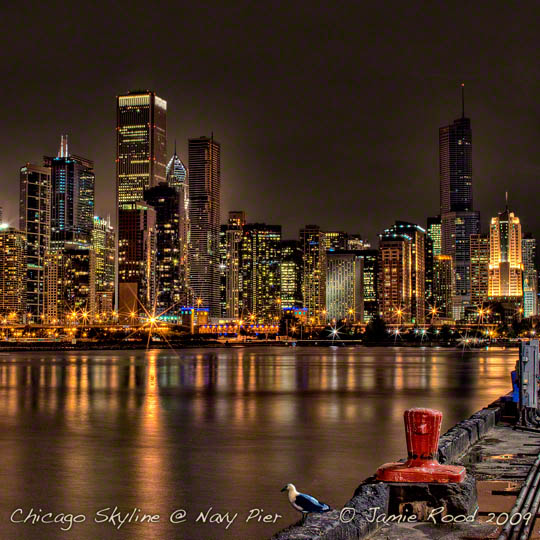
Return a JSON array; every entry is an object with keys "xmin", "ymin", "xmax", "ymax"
[
  {"xmin": 174, "ymin": 138, "xmax": 177, "ymax": 156},
  {"xmin": 58, "ymin": 134, "xmax": 69, "ymax": 158},
  {"xmin": 505, "ymin": 190, "xmax": 508, "ymax": 211},
  {"xmin": 461, "ymin": 83, "xmax": 465, "ymax": 118}
]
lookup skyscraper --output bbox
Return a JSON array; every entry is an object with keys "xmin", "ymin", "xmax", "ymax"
[
  {"xmin": 383, "ymin": 222, "xmax": 426, "ymax": 324},
  {"xmin": 324, "ymin": 231, "xmax": 348, "ymax": 251},
  {"xmin": 432, "ymin": 255, "xmax": 453, "ymax": 319},
  {"xmin": 470, "ymin": 233, "xmax": 489, "ymax": 308},
  {"xmin": 488, "ymin": 202, "xmax": 523, "ymax": 299},
  {"xmin": 326, "ymin": 251, "xmax": 363, "ymax": 322},
  {"xmin": 378, "ymin": 231, "xmax": 412, "ymax": 323},
  {"xmin": 116, "ymin": 91, "xmax": 167, "ymax": 205},
  {"xmin": 118, "ymin": 202, "xmax": 156, "ymax": 317},
  {"xmin": 166, "ymin": 145, "xmax": 190, "ymax": 304},
  {"xmin": 440, "ymin": 86, "xmax": 480, "ymax": 319},
  {"xmin": 91, "ymin": 216, "xmax": 115, "ymax": 317},
  {"xmin": 300, "ymin": 225, "xmax": 326, "ymax": 322},
  {"xmin": 0, "ymin": 226, "xmax": 27, "ymax": 318},
  {"xmin": 358, "ymin": 249, "xmax": 378, "ymax": 322},
  {"xmin": 188, "ymin": 135, "xmax": 221, "ymax": 317},
  {"xmin": 425, "ymin": 216, "xmax": 441, "ymax": 311},
  {"xmin": 45, "ymin": 135, "xmax": 95, "ymax": 248},
  {"xmin": 220, "ymin": 211, "xmax": 245, "ymax": 318},
  {"xmin": 144, "ymin": 182, "xmax": 187, "ymax": 315},
  {"xmin": 240, "ymin": 223, "xmax": 281, "ymax": 322},
  {"xmin": 522, "ymin": 233, "xmax": 538, "ymax": 318},
  {"xmin": 280, "ymin": 240, "xmax": 303, "ymax": 309},
  {"xmin": 427, "ymin": 216, "xmax": 442, "ymax": 257},
  {"xmin": 19, "ymin": 163, "xmax": 50, "ymax": 319}
]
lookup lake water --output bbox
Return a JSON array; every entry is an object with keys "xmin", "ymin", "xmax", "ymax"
[{"xmin": 0, "ymin": 346, "xmax": 516, "ymax": 539}]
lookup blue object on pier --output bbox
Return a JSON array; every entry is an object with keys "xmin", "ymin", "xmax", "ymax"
[{"xmin": 511, "ymin": 370, "xmax": 519, "ymax": 403}]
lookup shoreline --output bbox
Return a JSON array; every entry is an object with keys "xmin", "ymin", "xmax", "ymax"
[{"xmin": 0, "ymin": 341, "xmax": 520, "ymax": 353}]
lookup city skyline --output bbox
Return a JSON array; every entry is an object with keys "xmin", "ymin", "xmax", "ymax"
[{"xmin": 0, "ymin": 3, "xmax": 538, "ymax": 242}]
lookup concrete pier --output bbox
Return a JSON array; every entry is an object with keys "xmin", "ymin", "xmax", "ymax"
[{"xmin": 271, "ymin": 398, "xmax": 540, "ymax": 539}]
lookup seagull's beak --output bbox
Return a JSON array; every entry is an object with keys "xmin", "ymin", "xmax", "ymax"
[{"xmin": 280, "ymin": 486, "xmax": 288, "ymax": 492}]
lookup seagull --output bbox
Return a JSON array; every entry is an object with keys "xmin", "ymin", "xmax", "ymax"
[{"xmin": 281, "ymin": 483, "xmax": 330, "ymax": 522}]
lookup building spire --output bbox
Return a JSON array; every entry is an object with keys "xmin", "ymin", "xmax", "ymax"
[
  {"xmin": 174, "ymin": 138, "xmax": 177, "ymax": 156},
  {"xmin": 461, "ymin": 83, "xmax": 465, "ymax": 118},
  {"xmin": 505, "ymin": 190, "xmax": 508, "ymax": 211},
  {"xmin": 58, "ymin": 134, "xmax": 69, "ymax": 158}
]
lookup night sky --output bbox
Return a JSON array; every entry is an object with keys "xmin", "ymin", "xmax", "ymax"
[{"xmin": 0, "ymin": 1, "xmax": 538, "ymax": 242}]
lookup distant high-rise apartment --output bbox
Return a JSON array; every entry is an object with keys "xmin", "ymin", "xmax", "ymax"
[
  {"xmin": 145, "ymin": 182, "xmax": 188, "ymax": 314},
  {"xmin": 425, "ymin": 216, "xmax": 441, "ymax": 310},
  {"xmin": 280, "ymin": 240, "xmax": 303, "ymax": 309},
  {"xmin": 116, "ymin": 91, "xmax": 167, "ymax": 205},
  {"xmin": 383, "ymin": 222, "xmax": 426, "ymax": 324},
  {"xmin": 440, "ymin": 86, "xmax": 480, "ymax": 319},
  {"xmin": 427, "ymin": 216, "xmax": 442, "ymax": 257},
  {"xmin": 358, "ymin": 249, "xmax": 378, "ymax": 322},
  {"xmin": 300, "ymin": 225, "xmax": 326, "ymax": 322},
  {"xmin": 522, "ymin": 234, "xmax": 538, "ymax": 318},
  {"xmin": 166, "ymin": 145, "xmax": 190, "ymax": 304},
  {"xmin": 188, "ymin": 135, "xmax": 221, "ymax": 317},
  {"xmin": 240, "ymin": 223, "xmax": 281, "ymax": 322},
  {"xmin": 118, "ymin": 202, "xmax": 156, "ymax": 317},
  {"xmin": 378, "ymin": 231, "xmax": 412, "ymax": 323},
  {"xmin": 433, "ymin": 255, "xmax": 453, "ymax": 319},
  {"xmin": 326, "ymin": 251, "xmax": 363, "ymax": 322},
  {"xmin": 0, "ymin": 226, "xmax": 27, "ymax": 317},
  {"xmin": 470, "ymin": 233, "xmax": 489, "ymax": 307},
  {"xmin": 45, "ymin": 135, "xmax": 95, "ymax": 248},
  {"xmin": 324, "ymin": 231, "xmax": 348, "ymax": 251},
  {"xmin": 91, "ymin": 216, "xmax": 115, "ymax": 317},
  {"xmin": 220, "ymin": 211, "xmax": 245, "ymax": 318},
  {"xmin": 488, "ymin": 203, "xmax": 523, "ymax": 299},
  {"xmin": 19, "ymin": 163, "xmax": 50, "ymax": 319}
]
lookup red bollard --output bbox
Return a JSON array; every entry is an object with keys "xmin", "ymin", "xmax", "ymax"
[{"xmin": 376, "ymin": 408, "xmax": 465, "ymax": 483}]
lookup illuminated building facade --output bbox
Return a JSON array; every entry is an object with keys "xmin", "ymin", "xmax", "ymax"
[
  {"xmin": 116, "ymin": 91, "xmax": 167, "ymax": 205},
  {"xmin": 427, "ymin": 216, "xmax": 442, "ymax": 257},
  {"xmin": 488, "ymin": 206, "xmax": 523, "ymax": 299},
  {"xmin": 382, "ymin": 222, "xmax": 425, "ymax": 324},
  {"xmin": 0, "ymin": 227, "xmax": 27, "ymax": 317},
  {"xmin": 118, "ymin": 203, "xmax": 156, "ymax": 317},
  {"xmin": 240, "ymin": 224, "xmax": 281, "ymax": 322},
  {"xmin": 220, "ymin": 211, "xmax": 245, "ymax": 318},
  {"xmin": 358, "ymin": 249, "xmax": 378, "ymax": 322},
  {"xmin": 91, "ymin": 216, "xmax": 115, "ymax": 316},
  {"xmin": 522, "ymin": 234, "xmax": 537, "ymax": 318},
  {"xmin": 377, "ymin": 232, "xmax": 412, "ymax": 323},
  {"xmin": 301, "ymin": 225, "xmax": 326, "ymax": 321},
  {"xmin": 470, "ymin": 233, "xmax": 489, "ymax": 307},
  {"xmin": 46, "ymin": 135, "xmax": 95, "ymax": 248},
  {"xmin": 19, "ymin": 163, "xmax": 50, "ymax": 319},
  {"xmin": 188, "ymin": 135, "xmax": 221, "ymax": 317},
  {"xmin": 433, "ymin": 255, "xmax": 453, "ymax": 319},
  {"xmin": 440, "ymin": 88, "xmax": 480, "ymax": 319},
  {"xmin": 145, "ymin": 182, "xmax": 188, "ymax": 313},
  {"xmin": 326, "ymin": 251, "xmax": 363, "ymax": 322},
  {"xmin": 324, "ymin": 231, "xmax": 348, "ymax": 251},
  {"xmin": 280, "ymin": 240, "xmax": 303, "ymax": 309},
  {"xmin": 44, "ymin": 242, "xmax": 92, "ymax": 321},
  {"xmin": 166, "ymin": 146, "xmax": 190, "ymax": 303},
  {"xmin": 347, "ymin": 234, "xmax": 370, "ymax": 250}
]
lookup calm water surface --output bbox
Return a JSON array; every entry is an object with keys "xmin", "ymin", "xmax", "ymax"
[{"xmin": 0, "ymin": 346, "xmax": 516, "ymax": 539}]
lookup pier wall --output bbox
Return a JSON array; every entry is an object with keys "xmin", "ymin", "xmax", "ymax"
[{"xmin": 271, "ymin": 400, "xmax": 503, "ymax": 540}]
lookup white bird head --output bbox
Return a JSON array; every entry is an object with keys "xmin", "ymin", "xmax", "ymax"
[{"xmin": 281, "ymin": 483, "xmax": 296, "ymax": 493}]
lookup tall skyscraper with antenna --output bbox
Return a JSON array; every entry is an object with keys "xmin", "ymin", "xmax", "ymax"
[{"xmin": 440, "ymin": 84, "xmax": 480, "ymax": 319}]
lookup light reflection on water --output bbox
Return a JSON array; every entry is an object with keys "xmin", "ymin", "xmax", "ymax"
[{"xmin": 0, "ymin": 347, "xmax": 515, "ymax": 540}]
